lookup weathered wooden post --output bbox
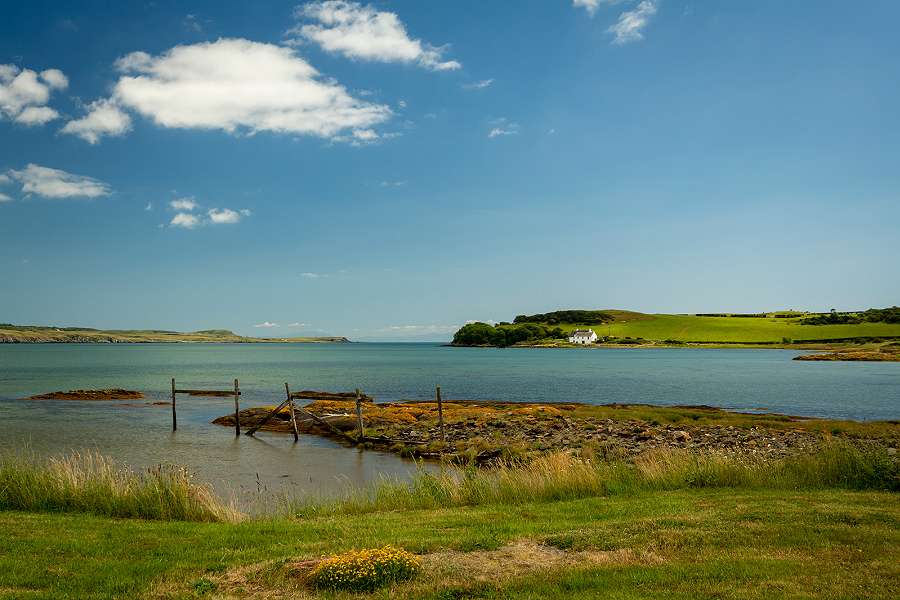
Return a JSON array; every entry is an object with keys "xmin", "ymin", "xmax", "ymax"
[
  {"xmin": 355, "ymin": 388, "xmax": 365, "ymax": 443},
  {"xmin": 171, "ymin": 377, "xmax": 177, "ymax": 432},
  {"xmin": 233, "ymin": 378, "xmax": 241, "ymax": 436},
  {"xmin": 436, "ymin": 385, "xmax": 445, "ymax": 442},
  {"xmin": 286, "ymin": 382, "xmax": 300, "ymax": 442}
]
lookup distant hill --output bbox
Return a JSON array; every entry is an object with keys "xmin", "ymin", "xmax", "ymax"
[
  {"xmin": 0, "ymin": 324, "xmax": 349, "ymax": 344},
  {"xmin": 452, "ymin": 308, "xmax": 900, "ymax": 347}
]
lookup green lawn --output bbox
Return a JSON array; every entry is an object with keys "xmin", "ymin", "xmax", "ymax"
[
  {"xmin": 2, "ymin": 488, "xmax": 898, "ymax": 599},
  {"xmin": 557, "ymin": 313, "xmax": 900, "ymax": 343}
]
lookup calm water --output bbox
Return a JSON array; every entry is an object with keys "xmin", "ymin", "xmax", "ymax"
[{"xmin": 1, "ymin": 343, "xmax": 898, "ymax": 501}]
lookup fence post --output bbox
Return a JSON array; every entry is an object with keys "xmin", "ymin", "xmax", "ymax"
[
  {"xmin": 171, "ymin": 377, "xmax": 177, "ymax": 432},
  {"xmin": 355, "ymin": 388, "xmax": 364, "ymax": 443},
  {"xmin": 436, "ymin": 385, "xmax": 445, "ymax": 442},
  {"xmin": 286, "ymin": 382, "xmax": 300, "ymax": 442},
  {"xmin": 234, "ymin": 378, "xmax": 241, "ymax": 436}
]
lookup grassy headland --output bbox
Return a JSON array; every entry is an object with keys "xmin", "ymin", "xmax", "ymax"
[
  {"xmin": 0, "ymin": 324, "xmax": 349, "ymax": 344},
  {"xmin": 452, "ymin": 308, "xmax": 900, "ymax": 348},
  {"xmin": 1, "ymin": 445, "xmax": 898, "ymax": 598}
]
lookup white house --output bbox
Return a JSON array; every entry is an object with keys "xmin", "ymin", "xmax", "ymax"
[{"xmin": 568, "ymin": 329, "xmax": 598, "ymax": 345}]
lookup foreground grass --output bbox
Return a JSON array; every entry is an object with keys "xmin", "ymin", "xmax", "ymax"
[
  {"xmin": 1, "ymin": 488, "xmax": 898, "ymax": 599},
  {"xmin": 1, "ymin": 445, "xmax": 898, "ymax": 598}
]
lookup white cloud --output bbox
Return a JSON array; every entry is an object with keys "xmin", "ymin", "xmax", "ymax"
[
  {"xmin": 164, "ymin": 197, "xmax": 250, "ymax": 228},
  {"xmin": 380, "ymin": 180, "xmax": 406, "ymax": 187},
  {"xmin": 15, "ymin": 106, "xmax": 60, "ymax": 125},
  {"xmin": 0, "ymin": 64, "xmax": 68, "ymax": 125},
  {"xmin": 145, "ymin": 202, "xmax": 153, "ymax": 211},
  {"xmin": 112, "ymin": 38, "xmax": 390, "ymax": 139},
  {"xmin": 300, "ymin": 272, "xmax": 323, "ymax": 278},
  {"xmin": 0, "ymin": 193, "xmax": 11, "ymax": 203},
  {"xmin": 462, "ymin": 78, "xmax": 493, "ymax": 90},
  {"xmin": 608, "ymin": 1, "xmax": 658, "ymax": 44},
  {"xmin": 287, "ymin": 322, "xmax": 307, "ymax": 328},
  {"xmin": 254, "ymin": 321, "xmax": 280, "ymax": 328},
  {"xmin": 290, "ymin": 1, "xmax": 461, "ymax": 71},
  {"xmin": 169, "ymin": 197, "xmax": 198, "ymax": 211},
  {"xmin": 7, "ymin": 164, "xmax": 111, "ymax": 199},
  {"xmin": 61, "ymin": 98, "xmax": 132, "ymax": 144},
  {"xmin": 0, "ymin": 174, "xmax": 9, "ymax": 184},
  {"xmin": 207, "ymin": 207, "xmax": 244, "ymax": 224},
  {"xmin": 488, "ymin": 119, "xmax": 520, "ymax": 138},
  {"xmin": 170, "ymin": 212, "xmax": 200, "ymax": 228},
  {"xmin": 573, "ymin": 0, "xmax": 600, "ymax": 16}
]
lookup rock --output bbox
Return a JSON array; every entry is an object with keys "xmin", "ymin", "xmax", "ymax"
[{"xmin": 672, "ymin": 430, "xmax": 691, "ymax": 442}]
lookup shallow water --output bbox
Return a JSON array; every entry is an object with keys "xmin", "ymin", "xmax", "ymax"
[{"xmin": 1, "ymin": 343, "xmax": 897, "ymax": 501}]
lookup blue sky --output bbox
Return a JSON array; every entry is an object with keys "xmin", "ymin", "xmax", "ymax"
[{"xmin": 1, "ymin": 1, "xmax": 899, "ymax": 340}]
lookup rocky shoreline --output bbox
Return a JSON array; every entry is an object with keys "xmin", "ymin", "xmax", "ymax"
[{"xmin": 214, "ymin": 400, "xmax": 899, "ymax": 464}]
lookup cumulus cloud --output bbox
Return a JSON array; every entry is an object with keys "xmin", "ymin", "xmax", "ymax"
[
  {"xmin": 166, "ymin": 198, "xmax": 250, "ymax": 228},
  {"xmin": 111, "ymin": 38, "xmax": 391, "ymax": 140},
  {"xmin": 0, "ymin": 174, "xmax": 9, "ymax": 184},
  {"xmin": 61, "ymin": 98, "xmax": 132, "ymax": 144},
  {"xmin": 207, "ymin": 207, "xmax": 243, "ymax": 224},
  {"xmin": 0, "ymin": 193, "xmax": 12, "ymax": 203},
  {"xmin": 16, "ymin": 106, "xmax": 60, "ymax": 125},
  {"xmin": 462, "ymin": 78, "xmax": 493, "ymax": 90},
  {"xmin": 254, "ymin": 321, "xmax": 279, "ymax": 328},
  {"xmin": 287, "ymin": 322, "xmax": 307, "ymax": 328},
  {"xmin": 169, "ymin": 197, "xmax": 198, "ymax": 211},
  {"xmin": 289, "ymin": 1, "xmax": 461, "ymax": 71},
  {"xmin": 7, "ymin": 164, "xmax": 111, "ymax": 199},
  {"xmin": 170, "ymin": 212, "xmax": 200, "ymax": 229},
  {"xmin": 608, "ymin": 1, "xmax": 658, "ymax": 44},
  {"xmin": 0, "ymin": 64, "xmax": 67, "ymax": 125}
]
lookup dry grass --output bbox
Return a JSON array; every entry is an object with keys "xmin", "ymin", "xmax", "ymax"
[
  {"xmin": 0, "ymin": 451, "xmax": 240, "ymax": 522},
  {"xmin": 291, "ymin": 442, "xmax": 899, "ymax": 516}
]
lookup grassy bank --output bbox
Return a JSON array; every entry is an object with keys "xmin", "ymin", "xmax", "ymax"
[
  {"xmin": 1, "ymin": 489, "xmax": 898, "ymax": 598},
  {"xmin": 0, "ymin": 451, "xmax": 237, "ymax": 522},
  {"xmin": 1, "ymin": 446, "xmax": 898, "ymax": 598}
]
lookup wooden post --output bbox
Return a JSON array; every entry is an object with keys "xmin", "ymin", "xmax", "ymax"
[
  {"xmin": 171, "ymin": 377, "xmax": 177, "ymax": 432},
  {"xmin": 233, "ymin": 378, "xmax": 241, "ymax": 436},
  {"xmin": 355, "ymin": 388, "xmax": 364, "ymax": 443},
  {"xmin": 245, "ymin": 397, "xmax": 290, "ymax": 436},
  {"xmin": 286, "ymin": 383, "xmax": 300, "ymax": 442},
  {"xmin": 436, "ymin": 385, "xmax": 445, "ymax": 443}
]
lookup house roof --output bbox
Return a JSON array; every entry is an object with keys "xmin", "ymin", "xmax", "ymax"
[{"xmin": 570, "ymin": 329, "xmax": 596, "ymax": 336}]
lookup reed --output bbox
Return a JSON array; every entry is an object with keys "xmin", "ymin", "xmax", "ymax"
[
  {"xmin": 0, "ymin": 451, "xmax": 240, "ymax": 522},
  {"xmin": 292, "ymin": 442, "xmax": 898, "ymax": 516}
]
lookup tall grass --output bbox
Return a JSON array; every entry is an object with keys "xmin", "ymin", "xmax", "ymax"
[
  {"xmin": 0, "ymin": 451, "xmax": 239, "ymax": 522},
  {"xmin": 292, "ymin": 443, "xmax": 899, "ymax": 516}
]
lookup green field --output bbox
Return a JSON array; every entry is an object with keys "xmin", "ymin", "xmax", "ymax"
[
  {"xmin": 555, "ymin": 311, "xmax": 900, "ymax": 344},
  {"xmin": 0, "ymin": 324, "xmax": 348, "ymax": 344},
  {"xmin": 2, "ymin": 489, "xmax": 898, "ymax": 599}
]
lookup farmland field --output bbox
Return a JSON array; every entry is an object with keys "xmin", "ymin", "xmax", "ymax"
[{"xmin": 554, "ymin": 311, "xmax": 900, "ymax": 343}]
